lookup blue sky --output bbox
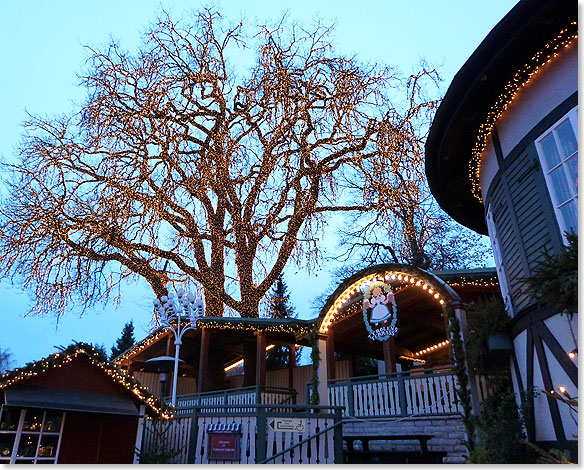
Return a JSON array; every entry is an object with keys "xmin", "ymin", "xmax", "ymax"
[{"xmin": 0, "ymin": 0, "xmax": 517, "ymax": 368}]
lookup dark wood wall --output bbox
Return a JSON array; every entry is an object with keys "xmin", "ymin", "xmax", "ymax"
[{"xmin": 58, "ymin": 412, "xmax": 138, "ymax": 464}]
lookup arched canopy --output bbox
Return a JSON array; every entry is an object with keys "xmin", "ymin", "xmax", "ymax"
[
  {"xmin": 309, "ymin": 264, "xmax": 485, "ymax": 367},
  {"xmin": 316, "ymin": 264, "xmax": 463, "ymax": 335}
]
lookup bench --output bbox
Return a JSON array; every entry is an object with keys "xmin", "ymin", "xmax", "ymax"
[{"xmin": 343, "ymin": 434, "xmax": 433, "ymax": 455}]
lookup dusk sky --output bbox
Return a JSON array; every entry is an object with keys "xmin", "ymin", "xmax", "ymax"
[{"xmin": 0, "ymin": 0, "xmax": 517, "ymax": 369}]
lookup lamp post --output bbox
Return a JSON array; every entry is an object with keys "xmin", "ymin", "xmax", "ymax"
[{"xmin": 153, "ymin": 287, "xmax": 204, "ymax": 407}]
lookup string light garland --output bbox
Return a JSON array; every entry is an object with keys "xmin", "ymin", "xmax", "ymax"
[
  {"xmin": 447, "ymin": 276, "xmax": 499, "ymax": 288},
  {"xmin": 1, "ymin": 342, "xmax": 171, "ymax": 419},
  {"xmin": 114, "ymin": 329, "xmax": 170, "ymax": 365},
  {"xmin": 399, "ymin": 355, "xmax": 426, "ymax": 364},
  {"xmin": 114, "ymin": 318, "xmax": 313, "ymax": 366},
  {"xmin": 413, "ymin": 340, "xmax": 450, "ymax": 357},
  {"xmin": 195, "ymin": 318, "xmax": 313, "ymax": 335},
  {"xmin": 469, "ymin": 25, "xmax": 577, "ymax": 201}
]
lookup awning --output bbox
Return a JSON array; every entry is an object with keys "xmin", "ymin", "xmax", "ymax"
[{"xmin": 4, "ymin": 386, "xmax": 140, "ymax": 416}]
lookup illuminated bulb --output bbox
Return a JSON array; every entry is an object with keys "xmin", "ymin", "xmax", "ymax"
[
  {"xmin": 422, "ymin": 285, "xmax": 428, "ymax": 290},
  {"xmin": 410, "ymin": 278, "xmax": 415, "ymax": 284},
  {"xmin": 558, "ymin": 386, "xmax": 567, "ymax": 395},
  {"xmin": 428, "ymin": 289, "xmax": 433, "ymax": 294},
  {"xmin": 434, "ymin": 293, "xmax": 439, "ymax": 299}
]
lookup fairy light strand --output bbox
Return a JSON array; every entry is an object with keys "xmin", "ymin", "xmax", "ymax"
[
  {"xmin": 319, "ymin": 270, "xmax": 447, "ymax": 333},
  {"xmin": 414, "ymin": 340, "xmax": 450, "ymax": 357},
  {"xmin": 0, "ymin": 343, "xmax": 171, "ymax": 419},
  {"xmin": 470, "ymin": 26, "xmax": 577, "ymax": 201}
]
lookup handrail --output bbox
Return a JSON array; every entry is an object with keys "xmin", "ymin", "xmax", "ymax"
[
  {"xmin": 176, "ymin": 385, "xmax": 294, "ymax": 401},
  {"xmin": 325, "ymin": 366, "xmax": 456, "ymax": 386},
  {"xmin": 257, "ymin": 416, "xmax": 345, "ymax": 464},
  {"xmin": 267, "ymin": 379, "xmax": 465, "ymax": 464},
  {"xmin": 185, "ymin": 403, "xmax": 343, "ymax": 413}
]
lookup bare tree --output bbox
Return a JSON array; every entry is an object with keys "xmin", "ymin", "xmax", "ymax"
[
  {"xmin": 0, "ymin": 10, "xmax": 438, "ymax": 320},
  {"xmin": 335, "ymin": 70, "xmax": 490, "ymax": 271}
]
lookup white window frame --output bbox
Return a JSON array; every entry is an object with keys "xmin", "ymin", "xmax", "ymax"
[
  {"xmin": 0, "ymin": 406, "xmax": 65, "ymax": 464},
  {"xmin": 486, "ymin": 206, "xmax": 513, "ymax": 316},
  {"xmin": 535, "ymin": 107, "xmax": 578, "ymax": 243}
]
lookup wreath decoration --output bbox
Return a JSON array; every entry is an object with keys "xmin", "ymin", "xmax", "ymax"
[{"xmin": 362, "ymin": 281, "xmax": 398, "ymax": 341}]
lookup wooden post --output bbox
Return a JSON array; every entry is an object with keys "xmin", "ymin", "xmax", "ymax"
[
  {"xmin": 397, "ymin": 370, "xmax": 408, "ymax": 416},
  {"xmin": 256, "ymin": 406, "xmax": 267, "ymax": 463},
  {"xmin": 317, "ymin": 335, "xmax": 329, "ymax": 406},
  {"xmin": 165, "ymin": 333, "xmax": 172, "ymax": 356},
  {"xmin": 243, "ymin": 340, "xmax": 257, "ymax": 387},
  {"xmin": 288, "ymin": 344, "xmax": 296, "ymax": 390},
  {"xmin": 333, "ymin": 407, "xmax": 344, "ymax": 463},
  {"xmin": 383, "ymin": 337, "xmax": 396, "ymax": 374},
  {"xmin": 127, "ymin": 359, "xmax": 134, "ymax": 377},
  {"xmin": 133, "ymin": 404, "xmax": 146, "ymax": 464},
  {"xmin": 188, "ymin": 407, "xmax": 200, "ymax": 464},
  {"xmin": 454, "ymin": 306, "xmax": 481, "ymax": 416},
  {"xmin": 197, "ymin": 327, "xmax": 210, "ymax": 393},
  {"xmin": 256, "ymin": 331, "xmax": 267, "ymax": 388},
  {"xmin": 326, "ymin": 330, "xmax": 335, "ymax": 380}
]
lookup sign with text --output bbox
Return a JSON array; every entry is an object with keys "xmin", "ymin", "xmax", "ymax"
[
  {"xmin": 269, "ymin": 417, "xmax": 306, "ymax": 433},
  {"xmin": 207, "ymin": 432, "xmax": 240, "ymax": 461}
]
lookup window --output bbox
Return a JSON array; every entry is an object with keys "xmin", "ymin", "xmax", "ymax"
[
  {"xmin": 486, "ymin": 206, "xmax": 513, "ymax": 315},
  {"xmin": 0, "ymin": 407, "xmax": 65, "ymax": 464},
  {"xmin": 535, "ymin": 107, "xmax": 578, "ymax": 241}
]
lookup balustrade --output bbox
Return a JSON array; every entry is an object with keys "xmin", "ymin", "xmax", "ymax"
[{"xmin": 311, "ymin": 367, "xmax": 462, "ymax": 417}]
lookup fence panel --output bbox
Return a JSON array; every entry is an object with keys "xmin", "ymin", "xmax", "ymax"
[
  {"xmin": 141, "ymin": 416, "xmax": 192, "ymax": 464},
  {"xmin": 186, "ymin": 405, "xmax": 340, "ymax": 464},
  {"xmin": 192, "ymin": 414, "xmax": 257, "ymax": 464}
]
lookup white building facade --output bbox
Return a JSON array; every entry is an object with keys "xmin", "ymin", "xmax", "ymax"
[{"xmin": 425, "ymin": 0, "xmax": 577, "ymax": 457}]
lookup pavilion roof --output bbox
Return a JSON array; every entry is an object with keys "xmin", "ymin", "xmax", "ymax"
[{"xmin": 113, "ymin": 316, "xmax": 315, "ymax": 365}]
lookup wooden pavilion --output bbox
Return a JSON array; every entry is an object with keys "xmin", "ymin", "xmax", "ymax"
[{"xmin": 114, "ymin": 265, "xmax": 502, "ymax": 409}]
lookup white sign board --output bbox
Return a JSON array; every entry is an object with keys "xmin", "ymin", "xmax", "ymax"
[{"xmin": 269, "ymin": 417, "xmax": 306, "ymax": 433}]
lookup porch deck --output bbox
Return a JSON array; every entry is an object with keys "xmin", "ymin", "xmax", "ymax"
[{"xmin": 171, "ymin": 366, "xmax": 462, "ymax": 418}]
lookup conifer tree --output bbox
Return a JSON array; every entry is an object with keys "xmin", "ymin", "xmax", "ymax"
[
  {"xmin": 111, "ymin": 321, "xmax": 136, "ymax": 360},
  {"xmin": 266, "ymin": 277, "xmax": 299, "ymax": 370}
]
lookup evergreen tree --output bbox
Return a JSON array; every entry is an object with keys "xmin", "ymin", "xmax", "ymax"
[
  {"xmin": 110, "ymin": 321, "xmax": 136, "ymax": 360},
  {"xmin": 266, "ymin": 278, "xmax": 300, "ymax": 370},
  {"xmin": 0, "ymin": 347, "xmax": 12, "ymax": 374}
]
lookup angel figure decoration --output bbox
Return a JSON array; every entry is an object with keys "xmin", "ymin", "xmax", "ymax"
[{"xmin": 363, "ymin": 286, "xmax": 394, "ymax": 324}]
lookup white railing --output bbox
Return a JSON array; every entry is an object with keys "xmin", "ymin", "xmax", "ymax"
[
  {"xmin": 173, "ymin": 386, "xmax": 296, "ymax": 415},
  {"xmin": 319, "ymin": 367, "xmax": 462, "ymax": 417}
]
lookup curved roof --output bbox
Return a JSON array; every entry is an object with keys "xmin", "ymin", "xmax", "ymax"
[
  {"xmin": 313, "ymin": 263, "xmax": 498, "ymax": 333},
  {"xmin": 425, "ymin": 0, "xmax": 577, "ymax": 234}
]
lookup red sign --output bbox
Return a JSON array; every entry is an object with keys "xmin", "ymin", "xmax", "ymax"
[{"xmin": 207, "ymin": 432, "xmax": 240, "ymax": 461}]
